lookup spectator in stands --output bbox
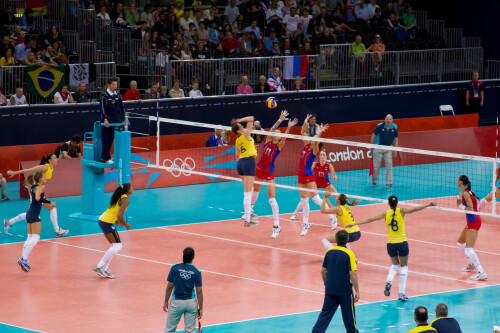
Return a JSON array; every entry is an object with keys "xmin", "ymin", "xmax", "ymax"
[
  {"xmin": 197, "ymin": 21, "xmax": 209, "ymax": 44},
  {"xmin": 150, "ymin": 30, "xmax": 164, "ymax": 49},
  {"xmin": 225, "ymin": 0, "xmax": 240, "ymax": 26},
  {"xmin": 268, "ymin": 42, "xmax": 282, "ymax": 56},
  {"xmin": 125, "ymin": 2, "xmax": 140, "ymax": 28},
  {"xmin": 14, "ymin": 38, "xmax": 31, "ymax": 63},
  {"xmin": 382, "ymin": 1, "xmax": 393, "ymax": 19},
  {"xmin": 282, "ymin": 7, "xmax": 301, "ymax": 45},
  {"xmin": 307, "ymin": 114, "xmax": 320, "ymax": 136},
  {"xmin": 29, "ymin": 36, "xmax": 40, "ymax": 54},
  {"xmin": 141, "ymin": 4, "xmax": 155, "ymax": 28},
  {"xmin": 351, "ymin": 35, "xmax": 366, "ymax": 63},
  {"xmin": 16, "ymin": 31, "xmax": 26, "ymax": 45},
  {"xmin": 189, "ymin": 81, "xmax": 203, "ymax": 98},
  {"xmin": 208, "ymin": 21, "xmax": 221, "ymax": 45},
  {"xmin": 401, "ymin": 6, "xmax": 418, "ymax": 38},
  {"xmin": 188, "ymin": 4, "xmax": 200, "ymax": 20},
  {"xmin": 23, "ymin": 51, "xmax": 38, "ymax": 65},
  {"xmin": 0, "ymin": 4, "xmax": 17, "ymax": 28},
  {"xmin": 193, "ymin": 10, "xmax": 204, "ymax": 30},
  {"xmin": 386, "ymin": 12, "xmax": 408, "ymax": 40},
  {"xmin": 249, "ymin": 31, "xmax": 263, "ymax": 55},
  {"xmin": 110, "ymin": 2, "xmax": 125, "ymax": 26},
  {"xmin": 245, "ymin": 20, "xmax": 261, "ymax": 38},
  {"xmin": 48, "ymin": 40, "xmax": 67, "ymax": 64},
  {"xmin": 171, "ymin": 45, "xmax": 182, "ymax": 61},
  {"xmin": 179, "ymin": 11, "xmax": 194, "ymax": 32},
  {"xmin": 215, "ymin": 31, "xmax": 241, "ymax": 57},
  {"xmin": 367, "ymin": 0, "xmax": 380, "ymax": 16},
  {"xmin": 311, "ymin": 0, "xmax": 324, "ymax": 18},
  {"xmin": 143, "ymin": 82, "xmax": 160, "ymax": 100},
  {"xmin": 254, "ymin": 75, "xmax": 271, "ymax": 93},
  {"xmin": 154, "ymin": 13, "xmax": 169, "ymax": 38},
  {"xmin": 0, "ymin": 48, "xmax": 17, "ymax": 66},
  {"xmin": 392, "ymin": 0, "xmax": 405, "ymax": 16},
  {"xmin": 100, "ymin": 78, "xmax": 125, "ymax": 163},
  {"xmin": 291, "ymin": 76, "xmax": 306, "ymax": 91},
  {"xmin": 184, "ymin": 22, "xmax": 197, "ymax": 45},
  {"xmin": 122, "ymin": 80, "xmax": 141, "ymax": 101},
  {"xmin": 370, "ymin": 7, "xmax": 385, "ymax": 32},
  {"xmin": 97, "ymin": 5, "xmax": 112, "ymax": 26},
  {"xmin": 155, "ymin": 47, "xmax": 169, "ymax": 74},
  {"xmin": 299, "ymin": 7, "xmax": 313, "ymax": 37},
  {"xmin": 355, "ymin": 0, "xmax": 371, "ymax": 24},
  {"xmin": 0, "ymin": 86, "xmax": 7, "ymax": 106},
  {"xmin": 208, "ymin": 128, "xmax": 229, "ymax": 147},
  {"xmin": 165, "ymin": 5, "xmax": 179, "ymax": 36},
  {"xmin": 160, "ymin": 86, "xmax": 169, "ymax": 99},
  {"xmin": 203, "ymin": 5, "xmax": 218, "ymax": 22},
  {"xmin": 132, "ymin": 21, "xmax": 147, "ymax": 39},
  {"xmin": 299, "ymin": 41, "xmax": 314, "ymax": 55},
  {"xmin": 153, "ymin": 6, "xmax": 163, "ymax": 24},
  {"xmin": 193, "ymin": 40, "xmax": 211, "ymax": 59},
  {"xmin": 55, "ymin": 134, "xmax": 82, "ymax": 159},
  {"xmin": 0, "ymin": 36, "xmax": 15, "ymax": 58},
  {"xmin": 281, "ymin": 37, "xmax": 295, "ymax": 56},
  {"xmin": 173, "ymin": 1, "xmax": 184, "ymax": 23},
  {"xmin": 315, "ymin": 6, "xmax": 332, "ymax": 29},
  {"xmin": 237, "ymin": 75, "xmax": 253, "ymax": 94},
  {"xmin": 239, "ymin": 32, "xmax": 253, "ymax": 56},
  {"xmin": 0, "ymin": 172, "xmax": 9, "ymax": 200},
  {"xmin": 408, "ymin": 307, "xmax": 435, "ymax": 333},
  {"xmin": 36, "ymin": 46, "xmax": 58, "ymax": 67},
  {"xmin": 54, "ymin": 85, "xmax": 74, "ymax": 104},
  {"xmin": 19, "ymin": 8, "xmax": 38, "ymax": 33},
  {"xmin": 466, "ymin": 71, "xmax": 484, "ymax": 114},
  {"xmin": 430, "ymin": 303, "xmax": 463, "ymax": 332},
  {"xmin": 317, "ymin": 27, "xmax": 336, "ymax": 45},
  {"xmin": 9, "ymin": 87, "xmax": 27, "ymax": 106},
  {"xmin": 266, "ymin": 1, "xmax": 283, "ymax": 38},
  {"xmin": 345, "ymin": 0, "xmax": 360, "ymax": 23},
  {"xmin": 371, "ymin": 114, "xmax": 397, "ymax": 187},
  {"xmin": 367, "ymin": 34, "xmax": 385, "ymax": 73},
  {"xmin": 169, "ymin": 79, "xmax": 185, "ymax": 98},
  {"xmin": 268, "ymin": 67, "xmax": 286, "ymax": 92},
  {"xmin": 332, "ymin": 8, "xmax": 356, "ymax": 32},
  {"xmin": 264, "ymin": 30, "xmax": 279, "ymax": 54},
  {"xmin": 245, "ymin": 0, "xmax": 264, "ymax": 27},
  {"xmin": 115, "ymin": 12, "xmax": 129, "ymax": 27},
  {"xmin": 9, "ymin": 25, "xmax": 22, "ymax": 44},
  {"xmin": 72, "ymin": 83, "xmax": 91, "ymax": 103},
  {"xmin": 44, "ymin": 25, "xmax": 64, "ymax": 46},
  {"xmin": 181, "ymin": 42, "xmax": 193, "ymax": 60}
]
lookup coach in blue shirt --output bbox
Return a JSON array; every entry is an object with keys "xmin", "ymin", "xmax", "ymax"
[
  {"xmin": 163, "ymin": 247, "xmax": 203, "ymax": 333},
  {"xmin": 430, "ymin": 303, "xmax": 463, "ymax": 333},
  {"xmin": 371, "ymin": 114, "xmax": 398, "ymax": 187},
  {"xmin": 312, "ymin": 230, "xmax": 359, "ymax": 333}
]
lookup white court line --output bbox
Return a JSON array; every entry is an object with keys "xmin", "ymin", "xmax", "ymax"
[
  {"xmin": 159, "ymin": 227, "xmax": 484, "ymax": 286},
  {"xmin": 41, "ymin": 239, "xmax": 331, "ymax": 298}
]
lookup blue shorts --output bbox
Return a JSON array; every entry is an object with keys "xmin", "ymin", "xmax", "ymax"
[
  {"xmin": 237, "ymin": 157, "xmax": 256, "ymax": 176},
  {"xmin": 348, "ymin": 231, "xmax": 361, "ymax": 243},
  {"xmin": 26, "ymin": 211, "xmax": 41, "ymax": 223},
  {"xmin": 387, "ymin": 241, "xmax": 409, "ymax": 257},
  {"xmin": 98, "ymin": 220, "xmax": 117, "ymax": 234}
]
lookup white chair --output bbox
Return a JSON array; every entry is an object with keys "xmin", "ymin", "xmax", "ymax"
[{"xmin": 439, "ymin": 105, "xmax": 455, "ymax": 116}]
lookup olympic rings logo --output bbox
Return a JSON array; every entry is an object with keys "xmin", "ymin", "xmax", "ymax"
[
  {"xmin": 179, "ymin": 272, "xmax": 192, "ymax": 280},
  {"xmin": 162, "ymin": 157, "xmax": 196, "ymax": 177}
]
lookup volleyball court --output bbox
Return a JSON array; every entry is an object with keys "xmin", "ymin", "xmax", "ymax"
[{"xmin": 1, "ymin": 112, "xmax": 500, "ymax": 332}]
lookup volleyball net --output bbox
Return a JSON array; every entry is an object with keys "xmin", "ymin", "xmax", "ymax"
[{"xmin": 127, "ymin": 113, "xmax": 499, "ymax": 219}]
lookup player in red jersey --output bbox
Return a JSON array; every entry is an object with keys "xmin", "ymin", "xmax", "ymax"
[
  {"xmin": 456, "ymin": 175, "xmax": 487, "ymax": 280},
  {"xmin": 296, "ymin": 114, "xmax": 329, "ymax": 236},
  {"xmin": 478, "ymin": 165, "xmax": 500, "ymax": 210},
  {"xmin": 250, "ymin": 111, "xmax": 298, "ymax": 239},
  {"xmin": 291, "ymin": 148, "xmax": 339, "ymax": 230}
]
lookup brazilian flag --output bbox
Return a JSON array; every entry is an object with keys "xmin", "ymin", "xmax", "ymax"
[{"xmin": 26, "ymin": 64, "xmax": 65, "ymax": 98}]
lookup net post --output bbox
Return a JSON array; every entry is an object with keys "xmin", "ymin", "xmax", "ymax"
[
  {"xmin": 125, "ymin": 112, "xmax": 129, "ymax": 131},
  {"xmin": 494, "ymin": 111, "xmax": 499, "ymax": 216}
]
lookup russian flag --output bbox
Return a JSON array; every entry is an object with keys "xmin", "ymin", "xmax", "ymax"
[{"xmin": 284, "ymin": 55, "xmax": 308, "ymax": 80}]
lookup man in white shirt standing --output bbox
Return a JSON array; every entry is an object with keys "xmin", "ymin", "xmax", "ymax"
[
  {"xmin": 224, "ymin": 0, "xmax": 240, "ymax": 25},
  {"xmin": 281, "ymin": 7, "xmax": 300, "ymax": 45}
]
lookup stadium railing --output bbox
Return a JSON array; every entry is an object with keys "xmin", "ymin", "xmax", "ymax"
[{"xmin": 485, "ymin": 60, "xmax": 500, "ymax": 79}]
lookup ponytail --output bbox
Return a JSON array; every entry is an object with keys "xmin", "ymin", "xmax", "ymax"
[
  {"xmin": 458, "ymin": 175, "xmax": 479, "ymax": 199},
  {"xmin": 338, "ymin": 194, "xmax": 355, "ymax": 206},
  {"xmin": 25, "ymin": 171, "xmax": 44, "ymax": 187},
  {"xmin": 40, "ymin": 153, "xmax": 56, "ymax": 165},
  {"xmin": 109, "ymin": 183, "xmax": 131, "ymax": 208},
  {"xmin": 388, "ymin": 195, "xmax": 398, "ymax": 228}
]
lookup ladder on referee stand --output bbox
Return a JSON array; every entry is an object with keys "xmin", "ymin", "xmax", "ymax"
[{"xmin": 69, "ymin": 121, "xmax": 131, "ymax": 221}]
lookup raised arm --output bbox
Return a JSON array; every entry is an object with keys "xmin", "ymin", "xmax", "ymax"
[
  {"xmin": 346, "ymin": 211, "xmax": 386, "ymax": 228},
  {"xmin": 301, "ymin": 114, "xmax": 312, "ymax": 136},
  {"xmin": 312, "ymin": 123, "xmax": 329, "ymax": 155},
  {"xmin": 320, "ymin": 192, "xmax": 342, "ymax": 215},
  {"xmin": 400, "ymin": 202, "xmax": 436, "ymax": 216},
  {"xmin": 232, "ymin": 116, "xmax": 254, "ymax": 140},
  {"xmin": 277, "ymin": 117, "xmax": 298, "ymax": 149},
  {"xmin": 7, "ymin": 165, "xmax": 48, "ymax": 178}
]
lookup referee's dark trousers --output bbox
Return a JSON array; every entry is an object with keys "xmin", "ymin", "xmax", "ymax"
[
  {"xmin": 312, "ymin": 293, "xmax": 357, "ymax": 333},
  {"xmin": 101, "ymin": 126, "xmax": 114, "ymax": 161}
]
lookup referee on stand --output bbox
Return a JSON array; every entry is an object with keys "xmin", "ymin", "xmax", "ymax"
[
  {"xmin": 312, "ymin": 230, "xmax": 359, "ymax": 333},
  {"xmin": 99, "ymin": 78, "xmax": 125, "ymax": 163}
]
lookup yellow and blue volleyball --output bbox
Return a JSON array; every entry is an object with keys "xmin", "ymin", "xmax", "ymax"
[{"xmin": 266, "ymin": 97, "xmax": 278, "ymax": 109}]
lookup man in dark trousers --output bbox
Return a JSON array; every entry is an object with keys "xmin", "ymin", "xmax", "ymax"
[
  {"xmin": 99, "ymin": 78, "xmax": 125, "ymax": 163},
  {"xmin": 465, "ymin": 71, "xmax": 484, "ymax": 114},
  {"xmin": 312, "ymin": 230, "xmax": 359, "ymax": 333}
]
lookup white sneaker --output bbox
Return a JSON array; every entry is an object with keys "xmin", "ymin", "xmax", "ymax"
[
  {"xmin": 330, "ymin": 216, "xmax": 338, "ymax": 230},
  {"xmin": 461, "ymin": 263, "xmax": 476, "ymax": 272},
  {"xmin": 300, "ymin": 223, "xmax": 311, "ymax": 236},
  {"xmin": 3, "ymin": 219, "xmax": 10, "ymax": 233},
  {"xmin": 290, "ymin": 213, "xmax": 297, "ymax": 221},
  {"xmin": 244, "ymin": 218, "xmax": 259, "ymax": 227},
  {"xmin": 241, "ymin": 212, "xmax": 258, "ymax": 220},
  {"xmin": 470, "ymin": 271, "xmax": 487, "ymax": 280},
  {"xmin": 93, "ymin": 266, "xmax": 107, "ymax": 278},
  {"xmin": 55, "ymin": 228, "xmax": 69, "ymax": 237},
  {"xmin": 107, "ymin": 159, "xmax": 114, "ymax": 164},
  {"xmin": 103, "ymin": 269, "xmax": 115, "ymax": 279},
  {"xmin": 271, "ymin": 226, "xmax": 281, "ymax": 239}
]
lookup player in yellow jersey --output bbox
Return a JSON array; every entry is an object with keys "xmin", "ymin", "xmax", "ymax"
[
  {"xmin": 346, "ymin": 195, "xmax": 435, "ymax": 302},
  {"xmin": 320, "ymin": 193, "xmax": 361, "ymax": 252},
  {"xmin": 93, "ymin": 183, "xmax": 133, "ymax": 279},
  {"xmin": 4, "ymin": 154, "xmax": 69, "ymax": 237},
  {"xmin": 231, "ymin": 116, "xmax": 259, "ymax": 227}
]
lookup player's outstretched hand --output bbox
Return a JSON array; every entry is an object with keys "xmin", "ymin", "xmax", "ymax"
[
  {"xmin": 288, "ymin": 117, "xmax": 298, "ymax": 127},
  {"xmin": 230, "ymin": 118, "xmax": 238, "ymax": 125},
  {"xmin": 280, "ymin": 110, "xmax": 289, "ymax": 121}
]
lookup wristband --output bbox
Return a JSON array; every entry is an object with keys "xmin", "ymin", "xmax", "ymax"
[
  {"xmin": 458, "ymin": 204, "xmax": 466, "ymax": 210},
  {"xmin": 40, "ymin": 198, "xmax": 52, "ymax": 204}
]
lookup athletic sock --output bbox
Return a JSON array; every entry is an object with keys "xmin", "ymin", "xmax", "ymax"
[
  {"xmin": 22, "ymin": 234, "xmax": 33, "ymax": 260},
  {"xmin": 386, "ymin": 264, "xmax": 400, "ymax": 284},
  {"xmin": 399, "ymin": 265, "xmax": 408, "ymax": 294},
  {"xmin": 301, "ymin": 197, "xmax": 310, "ymax": 224},
  {"xmin": 457, "ymin": 242, "xmax": 472, "ymax": 265},
  {"xmin": 9, "ymin": 213, "xmax": 27, "ymax": 226},
  {"xmin": 251, "ymin": 191, "xmax": 260, "ymax": 208},
  {"xmin": 465, "ymin": 248, "xmax": 485, "ymax": 273},
  {"xmin": 243, "ymin": 191, "xmax": 252, "ymax": 221},
  {"xmin": 322, "ymin": 238, "xmax": 333, "ymax": 250},
  {"xmin": 50, "ymin": 208, "xmax": 60, "ymax": 232},
  {"xmin": 293, "ymin": 201, "xmax": 303, "ymax": 215},
  {"xmin": 98, "ymin": 243, "xmax": 123, "ymax": 269},
  {"xmin": 269, "ymin": 198, "xmax": 279, "ymax": 227},
  {"xmin": 22, "ymin": 234, "xmax": 40, "ymax": 260}
]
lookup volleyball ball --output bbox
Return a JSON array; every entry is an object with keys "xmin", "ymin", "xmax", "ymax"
[{"xmin": 266, "ymin": 97, "xmax": 278, "ymax": 109}]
